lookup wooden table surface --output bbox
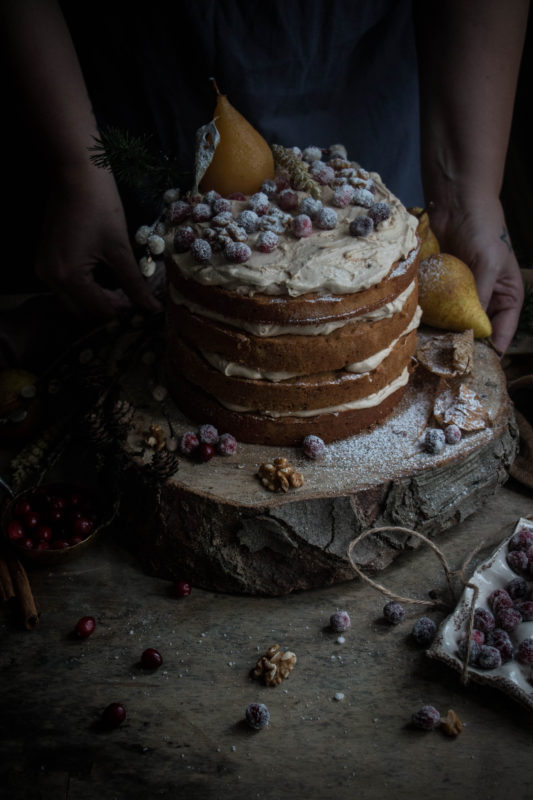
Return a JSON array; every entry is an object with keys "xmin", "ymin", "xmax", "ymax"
[{"xmin": 1, "ymin": 478, "xmax": 533, "ymax": 800}]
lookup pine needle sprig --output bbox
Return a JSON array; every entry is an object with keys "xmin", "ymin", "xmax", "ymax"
[
  {"xmin": 271, "ymin": 144, "xmax": 321, "ymax": 199},
  {"xmin": 89, "ymin": 126, "xmax": 191, "ymax": 200}
]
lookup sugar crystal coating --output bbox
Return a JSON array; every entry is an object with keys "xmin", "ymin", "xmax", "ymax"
[
  {"xmin": 509, "ymin": 526, "xmax": 533, "ymax": 552},
  {"xmin": 179, "ymin": 432, "xmax": 199, "ymax": 455},
  {"xmin": 486, "ymin": 628, "xmax": 514, "ymax": 662},
  {"xmin": 237, "ymin": 209, "xmax": 260, "ymax": 233},
  {"xmin": 424, "ymin": 428, "xmax": 445, "ymax": 454},
  {"xmin": 248, "ymin": 192, "xmax": 270, "ymax": 215},
  {"xmin": 292, "ymin": 214, "xmax": 313, "ymax": 238},
  {"xmin": 495, "ymin": 606, "xmax": 522, "ymax": 632},
  {"xmin": 302, "ymin": 434, "xmax": 326, "ymax": 460},
  {"xmin": 191, "ymin": 238, "xmax": 212, "ymax": 264},
  {"xmin": 316, "ymin": 207, "xmax": 338, "ymax": 230},
  {"xmin": 277, "ymin": 188, "xmax": 299, "ymax": 211},
  {"xmin": 260, "ymin": 179, "xmax": 277, "ymax": 197},
  {"xmin": 225, "ymin": 241, "xmax": 252, "ymax": 264},
  {"xmin": 330, "ymin": 610, "xmax": 351, "ymax": 632},
  {"xmin": 351, "ymin": 187, "xmax": 375, "ymax": 208},
  {"xmin": 349, "ymin": 215, "xmax": 374, "ymax": 238},
  {"xmin": 444, "ymin": 424, "xmax": 462, "ymax": 444},
  {"xmin": 383, "ymin": 601, "xmax": 405, "ymax": 625},
  {"xmin": 299, "ymin": 197, "xmax": 322, "ymax": 219},
  {"xmin": 516, "ymin": 637, "xmax": 533, "ymax": 664},
  {"xmin": 368, "ymin": 201, "xmax": 391, "ymax": 225},
  {"xmin": 507, "ymin": 550, "xmax": 528, "ymax": 575},
  {"xmin": 246, "ymin": 702, "xmax": 270, "ymax": 730},
  {"xmin": 477, "ymin": 645, "xmax": 502, "ymax": 670},
  {"xmin": 168, "ymin": 200, "xmax": 191, "ymax": 224},
  {"xmin": 302, "ymin": 146, "xmax": 323, "ymax": 162},
  {"xmin": 191, "ymin": 202, "xmax": 212, "ymax": 222},
  {"xmin": 310, "ymin": 161, "xmax": 335, "ymax": 185},
  {"xmin": 332, "ymin": 185, "xmax": 355, "ymax": 208},
  {"xmin": 411, "ymin": 617, "xmax": 437, "ymax": 646},
  {"xmin": 488, "ymin": 588, "xmax": 513, "ymax": 612},
  {"xmin": 256, "ymin": 231, "xmax": 279, "ymax": 253},
  {"xmin": 217, "ymin": 433, "xmax": 238, "ymax": 456},
  {"xmin": 212, "ymin": 197, "xmax": 232, "ymax": 215},
  {"xmin": 473, "ymin": 607, "xmax": 495, "ymax": 633},
  {"xmin": 411, "ymin": 705, "xmax": 441, "ymax": 731},
  {"xmin": 173, "ymin": 226, "xmax": 196, "ymax": 253},
  {"xmin": 198, "ymin": 424, "xmax": 219, "ymax": 445}
]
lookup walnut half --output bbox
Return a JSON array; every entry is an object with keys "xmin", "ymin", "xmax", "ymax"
[
  {"xmin": 257, "ymin": 457, "xmax": 304, "ymax": 493},
  {"xmin": 252, "ymin": 644, "xmax": 297, "ymax": 686},
  {"xmin": 440, "ymin": 709, "xmax": 464, "ymax": 737}
]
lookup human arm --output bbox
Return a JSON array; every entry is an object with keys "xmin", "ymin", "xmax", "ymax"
[
  {"xmin": 1, "ymin": 0, "xmax": 161, "ymax": 320},
  {"xmin": 414, "ymin": 0, "xmax": 529, "ymax": 353}
]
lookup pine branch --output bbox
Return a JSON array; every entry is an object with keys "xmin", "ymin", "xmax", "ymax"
[{"xmin": 89, "ymin": 127, "xmax": 191, "ymax": 200}]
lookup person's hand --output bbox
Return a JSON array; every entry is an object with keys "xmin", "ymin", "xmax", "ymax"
[
  {"xmin": 36, "ymin": 162, "xmax": 162, "ymax": 320},
  {"xmin": 429, "ymin": 195, "xmax": 524, "ymax": 354}
]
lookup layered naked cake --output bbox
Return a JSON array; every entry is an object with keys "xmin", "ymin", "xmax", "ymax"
[{"xmin": 163, "ymin": 149, "xmax": 420, "ymax": 445}]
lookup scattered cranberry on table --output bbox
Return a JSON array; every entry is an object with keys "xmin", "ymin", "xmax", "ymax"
[
  {"xmin": 141, "ymin": 648, "xmax": 163, "ymax": 669},
  {"xmin": 175, "ymin": 580, "xmax": 192, "ymax": 597},
  {"xmin": 75, "ymin": 616, "xmax": 96, "ymax": 639},
  {"xmin": 102, "ymin": 702, "xmax": 126, "ymax": 728}
]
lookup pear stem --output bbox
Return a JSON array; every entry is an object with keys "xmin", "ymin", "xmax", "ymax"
[{"xmin": 209, "ymin": 77, "xmax": 222, "ymax": 97}]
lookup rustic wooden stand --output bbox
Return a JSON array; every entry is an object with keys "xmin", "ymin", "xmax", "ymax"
[{"xmin": 117, "ymin": 338, "xmax": 517, "ymax": 595}]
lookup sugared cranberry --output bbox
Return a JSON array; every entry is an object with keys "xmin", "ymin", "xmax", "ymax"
[
  {"xmin": 7, "ymin": 520, "xmax": 25, "ymax": 541},
  {"xmin": 141, "ymin": 648, "xmax": 163, "ymax": 669},
  {"xmin": 505, "ymin": 577, "xmax": 529, "ymax": 601},
  {"xmin": 36, "ymin": 541, "xmax": 50, "ymax": 551},
  {"xmin": 488, "ymin": 588, "xmax": 513, "ymax": 612},
  {"xmin": 349, "ymin": 215, "xmax": 373, "ymax": 238},
  {"xmin": 509, "ymin": 525, "xmax": 533, "ymax": 552},
  {"xmin": 173, "ymin": 226, "xmax": 197, "ymax": 253},
  {"xmin": 302, "ymin": 434, "xmax": 326, "ymax": 460},
  {"xmin": 198, "ymin": 424, "xmax": 219, "ymax": 445},
  {"xmin": 330, "ymin": 610, "xmax": 351, "ymax": 632},
  {"xmin": 102, "ymin": 702, "xmax": 126, "ymax": 728},
  {"xmin": 477, "ymin": 645, "xmax": 502, "ymax": 670},
  {"xmin": 175, "ymin": 580, "xmax": 192, "ymax": 597},
  {"xmin": 248, "ymin": 192, "xmax": 269, "ymax": 215},
  {"xmin": 197, "ymin": 443, "xmax": 215, "ymax": 463},
  {"xmin": 168, "ymin": 200, "xmax": 191, "ymax": 224},
  {"xmin": 48, "ymin": 507, "xmax": 64, "ymax": 525},
  {"xmin": 473, "ymin": 607, "xmax": 495, "ymax": 633},
  {"xmin": 226, "ymin": 191, "xmax": 246, "ymax": 201},
  {"xmin": 486, "ymin": 628, "xmax": 514, "ymax": 662},
  {"xmin": 411, "ymin": 617, "xmax": 437, "ymax": 646},
  {"xmin": 212, "ymin": 197, "xmax": 232, "ymax": 215},
  {"xmin": 69, "ymin": 492, "xmax": 83, "ymax": 507},
  {"xmin": 190, "ymin": 238, "xmax": 212, "ymax": 264},
  {"xmin": 411, "ymin": 705, "xmax": 441, "ymax": 731},
  {"xmin": 515, "ymin": 601, "xmax": 533, "ymax": 621},
  {"xmin": 70, "ymin": 536, "xmax": 84, "ymax": 546},
  {"xmin": 73, "ymin": 517, "xmax": 94, "ymax": 539},
  {"xmin": 75, "ymin": 616, "xmax": 96, "ymax": 639},
  {"xmin": 383, "ymin": 601, "xmax": 405, "ymax": 625},
  {"xmin": 225, "ymin": 241, "xmax": 252, "ymax": 264},
  {"xmin": 24, "ymin": 511, "xmax": 40, "ymax": 529},
  {"xmin": 292, "ymin": 214, "xmax": 313, "ymax": 238},
  {"xmin": 255, "ymin": 231, "xmax": 278, "ymax": 253},
  {"xmin": 496, "ymin": 606, "xmax": 522, "ymax": 632},
  {"xmin": 368, "ymin": 201, "xmax": 391, "ymax": 225},
  {"xmin": 444, "ymin": 424, "xmax": 462, "ymax": 444},
  {"xmin": 277, "ymin": 188, "xmax": 299, "ymax": 212},
  {"xmin": 245, "ymin": 702, "xmax": 270, "ymax": 730},
  {"xmin": 217, "ymin": 433, "xmax": 238, "ymax": 456},
  {"xmin": 424, "ymin": 428, "xmax": 445, "ymax": 454},
  {"xmin": 315, "ymin": 207, "xmax": 338, "ymax": 230},
  {"xmin": 179, "ymin": 431, "xmax": 199, "ymax": 456},
  {"xmin": 516, "ymin": 637, "xmax": 533, "ymax": 664},
  {"xmin": 507, "ymin": 549, "xmax": 528, "ymax": 575},
  {"xmin": 457, "ymin": 637, "xmax": 481, "ymax": 664}
]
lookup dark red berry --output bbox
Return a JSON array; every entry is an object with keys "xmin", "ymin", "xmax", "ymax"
[
  {"xmin": 383, "ymin": 601, "xmax": 405, "ymax": 625},
  {"xmin": 21, "ymin": 537, "xmax": 35, "ymax": 550},
  {"xmin": 302, "ymin": 434, "xmax": 326, "ymax": 460},
  {"xmin": 175, "ymin": 580, "xmax": 192, "ymax": 597},
  {"xmin": 197, "ymin": 443, "xmax": 215, "ymax": 463},
  {"xmin": 168, "ymin": 200, "xmax": 191, "ymax": 224},
  {"xmin": 75, "ymin": 616, "xmax": 96, "ymax": 639},
  {"xmin": 217, "ymin": 433, "xmax": 238, "ymax": 456},
  {"xmin": 226, "ymin": 191, "xmax": 246, "ymax": 201},
  {"xmin": 245, "ymin": 702, "xmax": 270, "ymax": 730},
  {"xmin": 7, "ymin": 520, "xmax": 25, "ymax": 541},
  {"xmin": 488, "ymin": 588, "xmax": 513, "ymax": 612},
  {"xmin": 507, "ymin": 550, "xmax": 528, "ymax": 575},
  {"xmin": 411, "ymin": 705, "xmax": 441, "ymax": 731},
  {"xmin": 70, "ymin": 536, "xmax": 84, "ymax": 546},
  {"xmin": 299, "ymin": 197, "xmax": 322, "ymax": 219},
  {"xmin": 73, "ymin": 517, "xmax": 94, "ymax": 539},
  {"xmin": 14, "ymin": 500, "xmax": 31, "ymax": 517},
  {"xmin": 225, "ymin": 241, "xmax": 252, "ymax": 264},
  {"xmin": 36, "ymin": 541, "xmax": 50, "ymax": 551},
  {"xmin": 514, "ymin": 601, "xmax": 533, "ymax": 621},
  {"xmin": 470, "ymin": 629, "xmax": 485, "ymax": 646},
  {"xmin": 316, "ymin": 207, "xmax": 338, "ymax": 230},
  {"xmin": 351, "ymin": 187, "xmax": 374, "ymax": 208},
  {"xmin": 173, "ymin": 226, "xmax": 197, "ymax": 253},
  {"xmin": 24, "ymin": 511, "xmax": 40, "ymax": 529},
  {"xmin": 424, "ymin": 428, "xmax": 445, "ymax": 454},
  {"xmin": 179, "ymin": 431, "xmax": 199, "ymax": 456},
  {"xmin": 191, "ymin": 202, "xmax": 212, "ymax": 222},
  {"xmin": 332, "ymin": 185, "xmax": 355, "ymax": 208},
  {"xmin": 212, "ymin": 197, "xmax": 232, "ymax": 215},
  {"xmin": 48, "ymin": 507, "xmax": 64, "ymax": 525},
  {"xmin": 141, "ymin": 648, "xmax": 163, "ymax": 669},
  {"xmin": 102, "ymin": 702, "xmax": 126, "ymax": 728},
  {"xmin": 248, "ymin": 192, "xmax": 269, "ymax": 215},
  {"xmin": 444, "ymin": 424, "xmax": 462, "ymax": 444},
  {"xmin": 237, "ymin": 210, "xmax": 259, "ymax": 234},
  {"xmin": 52, "ymin": 539, "xmax": 70, "ymax": 550},
  {"xmin": 457, "ymin": 637, "xmax": 481, "ymax": 664},
  {"xmin": 190, "ymin": 239, "xmax": 212, "ymax": 264},
  {"xmin": 277, "ymin": 188, "xmax": 299, "ymax": 211}
]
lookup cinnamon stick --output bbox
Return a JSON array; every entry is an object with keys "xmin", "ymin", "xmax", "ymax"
[
  {"xmin": 0, "ymin": 555, "xmax": 15, "ymax": 602},
  {"xmin": 8, "ymin": 557, "xmax": 39, "ymax": 629}
]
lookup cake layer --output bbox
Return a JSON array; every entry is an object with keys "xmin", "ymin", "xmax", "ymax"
[
  {"xmin": 165, "ymin": 245, "xmax": 418, "ymax": 326},
  {"xmin": 166, "ymin": 283, "xmax": 419, "ymax": 374},
  {"xmin": 167, "ymin": 328, "xmax": 416, "ymax": 413},
  {"xmin": 165, "ymin": 371, "xmax": 409, "ymax": 445}
]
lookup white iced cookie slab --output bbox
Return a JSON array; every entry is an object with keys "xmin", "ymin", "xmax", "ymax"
[{"xmin": 427, "ymin": 517, "xmax": 533, "ymax": 709}]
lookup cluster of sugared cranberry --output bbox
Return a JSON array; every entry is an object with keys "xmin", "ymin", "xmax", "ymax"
[
  {"xmin": 457, "ymin": 523, "xmax": 533, "ymax": 671},
  {"xmin": 169, "ymin": 146, "xmax": 391, "ymax": 266},
  {"xmin": 179, "ymin": 424, "xmax": 237, "ymax": 462},
  {"xmin": 6, "ymin": 484, "xmax": 96, "ymax": 552}
]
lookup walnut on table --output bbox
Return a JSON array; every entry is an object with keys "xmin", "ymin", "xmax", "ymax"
[
  {"xmin": 144, "ymin": 423, "xmax": 166, "ymax": 451},
  {"xmin": 251, "ymin": 644, "xmax": 297, "ymax": 686},
  {"xmin": 257, "ymin": 457, "xmax": 304, "ymax": 493}
]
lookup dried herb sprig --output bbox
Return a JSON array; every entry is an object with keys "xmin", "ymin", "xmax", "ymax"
[{"xmin": 271, "ymin": 144, "xmax": 321, "ymax": 199}]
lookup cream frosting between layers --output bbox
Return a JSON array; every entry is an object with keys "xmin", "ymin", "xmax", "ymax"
[
  {"xmin": 218, "ymin": 367, "xmax": 410, "ymax": 418},
  {"xmin": 168, "ymin": 280, "xmax": 417, "ymax": 338},
  {"xmin": 169, "ymin": 175, "xmax": 418, "ymax": 297},
  {"xmin": 200, "ymin": 306, "xmax": 422, "ymax": 382}
]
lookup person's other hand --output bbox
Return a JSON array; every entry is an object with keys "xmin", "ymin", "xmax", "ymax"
[
  {"xmin": 36, "ymin": 163, "xmax": 161, "ymax": 320},
  {"xmin": 429, "ymin": 195, "xmax": 524, "ymax": 354}
]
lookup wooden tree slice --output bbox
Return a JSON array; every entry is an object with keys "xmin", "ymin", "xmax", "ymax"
[{"xmin": 116, "ymin": 338, "xmax": 517, "ymax": 595}]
